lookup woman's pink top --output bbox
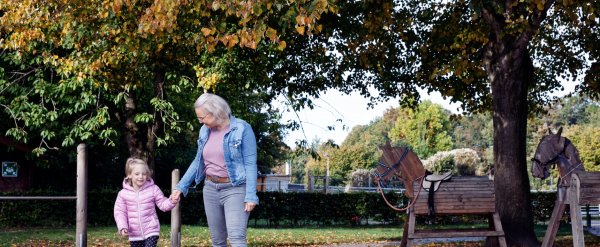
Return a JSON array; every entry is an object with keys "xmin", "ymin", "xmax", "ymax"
[{"xmin": 203, "ymin": 126, "xmax": 229, "ymax": 178}]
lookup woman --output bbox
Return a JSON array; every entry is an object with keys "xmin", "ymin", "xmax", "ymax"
[{"xmin": 170, "ymin": 93, "xmax": 258, "ymax": 247}]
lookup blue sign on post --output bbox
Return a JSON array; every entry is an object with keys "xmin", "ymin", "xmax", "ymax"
[{"xmin": 2, "ymin": 162, "xmax": 18, "ymax": 177}]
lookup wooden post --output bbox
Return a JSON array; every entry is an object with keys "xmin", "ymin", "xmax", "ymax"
[
  {"xmin": 307, "ymin": 171, "xmax": 314, "ymax": 192},
  {"xmin": 325, "ymin": 155, "xmax": 329, "ymax": 194},
  {"xmin": 541, "ymin": 187, "xmax": 567, "ymax": 247},
  {"xmin": 570, "ymin": 174, "xmax": 584, "ymax": 247},
  {"xmin": 586, "ymin": 204, "xmax": 591, "ymax": 228},
  {"xmin": 75, "ymin": 143, "xmax": 87, "ymax": 247},
  {"xmin": 171, "ymin": 169, "xmax": 181, "ymax": 247}
]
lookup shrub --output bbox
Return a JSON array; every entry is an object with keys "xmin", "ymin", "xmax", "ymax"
[
  {"xmin": 348, "ymin": 169, "xmax": 372, "ymax": 187},
  {"xmin": 423, "ymin": 148, "xmax": 485, "ymax": 176},
  {"xmin": 0, "ymin": 189, "xmax": 558, "ymax": 228}
]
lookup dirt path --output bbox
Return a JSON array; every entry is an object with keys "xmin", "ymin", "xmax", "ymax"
[{"xmin": 325, "ymin": 237, "xmax": 485, "ymax": 246}]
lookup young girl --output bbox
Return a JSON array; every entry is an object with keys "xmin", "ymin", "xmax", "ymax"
[{"xmin": 114, "ymin": 158, "xmax": 178, "ymax": 247}]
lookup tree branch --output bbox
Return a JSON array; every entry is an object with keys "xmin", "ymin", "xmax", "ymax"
[
  {"xmin": 0, "ymin": 103, "xmax": 20, "ymax": 129},
  {"xmin": 481, "ymin": 7, "xmax": 503, "ymax": 43},
  {"xmin": 0, "ymin": 69, "xmax": 38, "ymax": 95},
  {"xmin": 39, "ymin": 138, "xmax": 59, "ymax": 151},
  {"xmin": 516, "ymin": 0, "xmax": 556, "ymax": 50}
]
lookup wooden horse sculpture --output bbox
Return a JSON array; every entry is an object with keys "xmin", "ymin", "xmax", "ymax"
[
  {"xmin": 374, "ymin": 142, "xmax": 427, "ymax": 200},
  {"xmin": 373, "ymin": 142, "xmax": 427, "ymax": 247},
  {"xmin": 373, "ymin": 142, "xmax": 505, "ymax": 247},
  {"xmin": 373, "ymin": 142, "xmax": 451, "ymax": 212},
  {"xmin": 532, "ymin": 127, "xmax": 585, "ymax": 187},
  {"xmin": 531, "ymin": 127, "xmax": 585, "ymax": 246}
]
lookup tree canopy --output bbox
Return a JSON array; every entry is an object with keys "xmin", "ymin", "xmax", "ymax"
[
  {"xmin": 2, "ymin": 1, "xmax": 600, "ymax": 245},
  {"xmin": 389, "ymin": 100, "xmax": 453, "ymax": 159},
  {"xmin": 0, "ymin": 0, "xmax": 335, "ymax": 170},
  {"xmin": 286, "ymin": 0, "xmax": 599, "ymax": 245}
]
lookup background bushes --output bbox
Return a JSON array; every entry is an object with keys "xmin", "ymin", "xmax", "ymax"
[{"xmin": 0, "ymin": 190, "xmax": 563, "ymax": 228}]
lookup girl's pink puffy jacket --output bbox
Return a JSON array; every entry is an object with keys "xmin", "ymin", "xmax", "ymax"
[{"xmin": 114, "ymin": 178, "xmax": 176, "ymax": 241}]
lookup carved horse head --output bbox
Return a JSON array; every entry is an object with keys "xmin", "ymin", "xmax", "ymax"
[
  {"xmin": 373, "ymin": 142, "xmax": 426, "ymax": 198},
  {"xmin": 531, "ymin": 127, "xmax": 584, "ymax": 187}
]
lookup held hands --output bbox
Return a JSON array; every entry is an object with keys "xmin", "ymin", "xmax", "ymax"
[
  {"xmin": 120, "ymin": 228, "xmax": 129, "ymax": 237},
  {"xmin": 169, "ymin": 190, "xmax": 182, "ymax": 204},
  {"xmin": 244, "ymin": 202, "xmax": 257, "ymax": 212},
  {"xmin": 169, "ymin": 189, "xmax": 254, "ymax": 211}
]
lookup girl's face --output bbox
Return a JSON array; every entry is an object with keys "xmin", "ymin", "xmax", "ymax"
[{"xmin": 128, "ymin": 165, "xmax": 149, "ymax": 190}]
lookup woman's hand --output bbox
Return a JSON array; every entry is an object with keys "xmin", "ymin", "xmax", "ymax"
[
  {"xmin": 244, "ymin": 202, "xmax": 256, "ymax": 212},
  {"xmin": 120, "ymin": 228, "xmax": 129, "ymax": 237}
]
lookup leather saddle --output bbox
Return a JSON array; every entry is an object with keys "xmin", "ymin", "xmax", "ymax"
[
  {"xmin": 422, "ymin": 171, "xmax": 452, "ymax": 217},
  {"xmin": 422, "ymin": 171, "xmax": 452, "ymax": 191}
]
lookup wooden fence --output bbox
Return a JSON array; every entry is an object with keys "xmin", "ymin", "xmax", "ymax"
[{"xmin": 0, "ymin": 143, "xmax": 88, "ymax": 247}]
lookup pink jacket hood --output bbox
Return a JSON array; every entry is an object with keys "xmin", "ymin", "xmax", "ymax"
[{"xmin": 113, "ymin": 178, "xmax": 176, "ymax": 241}]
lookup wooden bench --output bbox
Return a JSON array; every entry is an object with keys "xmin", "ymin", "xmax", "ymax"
[
  {"xmin": 567, "ymin": 171, "xmax": 600, "ymax": 246},
  {"xmin": 541, "ymin": 171, "xmax": 600, "ymax": 246},
  {"xmin": 407, "ymin": 176, "xmax": 507, "ymax": 247}
]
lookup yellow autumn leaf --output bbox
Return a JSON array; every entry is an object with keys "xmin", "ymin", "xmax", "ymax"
[
  {"xmin": 295, "ymin": 15, "xmax": 304, "ymax": 25},
  {"xmin": 238, "ymin": 33, "xmax": 247, "ymax": 47},
  {"xmin": 277, "ymin": 40, "xmax": 286, "ymax": 51},
  {"xmin": 201, "ymin": 27, "xmax": 212, "ymax": 36},
  {"xmin": 266, "ymin": 27, "xmax": 277, "ymax": 41},
  {"xmin": 228, "ymin": 35, "xmax": 239, "ymax": 48},
  {"xmin": 219, "ymin": 35, "xmax": 229, "ymax": 45},
  {"xmin": 296, "ymin": 26, "xmax": 305, "ymax": 35},
  {"xmin": 100, "ymin": 11, "xmax": 109, "ymax": 18},
  {"xmin": 212, "ymin": 1, "xmax": 220, "ymax": 10},
  {"xmin": 112, "ymin": 0, "xmax": 123, "ymax": 14},
  {"xmin": 207, "ymin": 43, "xmax": 215, "ymax": 52}
]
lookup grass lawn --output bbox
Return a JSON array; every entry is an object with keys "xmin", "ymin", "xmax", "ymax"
[
  {"xmin": 1, "ymin": 224, "xmax": 599, "ymax": 246},
  {"xmin": 0, "ymin": 225, "xmax": 402, "ymax": 247}
]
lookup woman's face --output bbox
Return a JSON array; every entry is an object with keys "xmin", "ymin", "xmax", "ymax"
[{"xmin": 195, "ymin": 107, "xmax": 217, "ymax": 128}]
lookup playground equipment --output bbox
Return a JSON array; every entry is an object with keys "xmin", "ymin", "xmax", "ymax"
[
  {"xmin": 531, "ymin": 127, "xmax": 600, "ymax": 246},
  {"xmin": 373, "ymin": 142, "xmax": 506, "ymax": 247}
]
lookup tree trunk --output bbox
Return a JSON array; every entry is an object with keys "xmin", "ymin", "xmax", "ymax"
[
  {"xmin": 487, "ymin": 44, "xmax": 539, "ymax": 246},
  {"xmin": 123, "ymin": 68, "xmax": 166, "ymax": 171},
  {"xmin": 480, "ymin": 1, "xmax": 556, "ymax": 245},
  {"xmin": 124, "ymin": 90, "xmax": 143, "ymax": 159},
  {"xmin": 145, "ymin": 68, "xmax": 166, "ymax": 170}
]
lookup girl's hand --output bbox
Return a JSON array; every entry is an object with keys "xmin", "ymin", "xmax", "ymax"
[
  {"xmin": 244, "ymin": 202, "xmax": 257, "ymax": 212},
  {"xmin": 170, "ymin": 190, "xmax": 182, "ymax": 204},
  {"xmin": 120, "ymin": 228, "xmax": 128, "ymax": 237}
]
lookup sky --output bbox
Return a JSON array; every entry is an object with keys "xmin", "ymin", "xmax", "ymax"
[
  {"xmin": 277, "ymin": 88, "xmax": 461, "ymax": 147},
  {"xmin": 278, "ymin": 82, "xmax": 579, "ymax": 148}
]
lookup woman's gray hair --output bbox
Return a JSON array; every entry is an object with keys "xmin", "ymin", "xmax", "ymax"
[{"xmin": 194, "ymin": 93, "xmax": 231, "ymax": 123}]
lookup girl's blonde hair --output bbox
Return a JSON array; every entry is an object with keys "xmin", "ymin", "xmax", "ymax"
[{"xmin": 124, "ymin": 158, "xmax": 152, "ymax": 186}]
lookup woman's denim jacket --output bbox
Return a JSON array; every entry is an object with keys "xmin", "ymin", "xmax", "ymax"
[{"xmin": 176, "ymin": 115, "xmax": 259, "ymax": 204}]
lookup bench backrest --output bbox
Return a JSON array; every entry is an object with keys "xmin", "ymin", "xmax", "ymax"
[
  {"xmin": 412, "ymin": 176, "xmax": 496, "ymax": 215},
  {"xmin": 571, "ymin": 171, "xmax": 600, "ymax": 205}
]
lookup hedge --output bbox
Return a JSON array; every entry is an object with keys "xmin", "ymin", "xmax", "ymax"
[{"xmin": 0, "ymin": 190, "xmax": 560, "ymax": 228}]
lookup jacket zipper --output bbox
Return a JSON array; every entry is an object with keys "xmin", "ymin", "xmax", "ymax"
[{"xmin": 136, "ymin": 190, "xmax": 145, "ymax": 238}]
